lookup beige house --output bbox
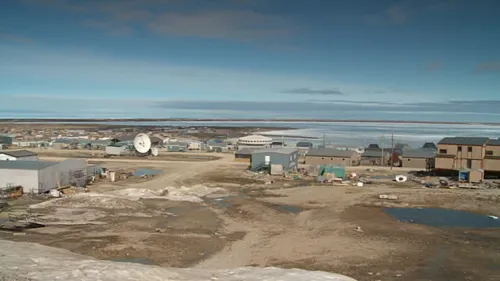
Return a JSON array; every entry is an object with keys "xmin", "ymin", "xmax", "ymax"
[
  {"xmin": 484, "ymin": 139, "xmax": 500, "ymax": 172},
  {"xmin": 435, "ymin": 137, "xmax": 489, "ymax": 171},
  {"xmin": 305, "ymin": 148, "xmax": 360, "ymax": 166},
  {"xmin": 401, "ymin": 149, "xmax": 436, "ymax": 170}
]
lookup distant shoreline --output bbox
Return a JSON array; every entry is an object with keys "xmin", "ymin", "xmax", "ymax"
[{"xmin": 0, "ymin": 118, "xmax": 499, "ymax": 126}]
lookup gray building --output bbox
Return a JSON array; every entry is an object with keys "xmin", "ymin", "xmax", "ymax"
[
  {"xmin": 0, "ymin": 159, "xmax": 86, "ymax": 194},
  {"xmin": 250, "ymin": 148, "xmax": 299, "ymax": 171},
  {"xmin": 0, "ymin": 135, "xmax": 13, "ymax": 145},
  {"xmin": 105, "ymin": 145, "xmax": 130, "ymax": 156},
  {"xmin": 167, "ymin": 142, "xmax": 189, "ymax": 152},
  {"xmin": 361, "ymin": 149, "xmax": 391, "ymax": 166}
]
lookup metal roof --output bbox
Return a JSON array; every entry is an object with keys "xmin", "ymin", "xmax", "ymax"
[
  {"xmin": 402, "ymin": 149, "xmax": 437, "ymax": 158},
  {"xmin": 235, "ymin": 147, "xmax": 259, "ymax": 155},
  {"xmin": 296, "ymin": 141, "xmax": 313, "ymax": 147},
  {"xmin": 0, "ymin": 161, "xmax": 58, "ymax": 170},
  {"xmin": 307, "ymin": 148, "xmax": 356, "ymax": 158},
  {"xmin": 487, "ymin": 139, "xmax": 500, "ymax": 146},
  {"xmin": 362, "ymin": 150, "xmax": 390, "ymax": 158},
  {"xmin": 0, "ymin": 150, "xmax": 37, "ymax": 158},
  {"xmin": 438, "ymin": 137, "xmax": 490, "ymax": 146},
  {"xmin": 251, "ymin": 147, "xmax": 298, "ymax": 155}
]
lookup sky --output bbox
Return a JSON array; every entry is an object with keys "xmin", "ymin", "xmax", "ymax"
[{"xmin": 0, "ymin": 0, "xmax": 499, "ymax": 121}]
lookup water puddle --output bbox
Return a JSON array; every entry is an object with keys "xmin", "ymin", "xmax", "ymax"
[
  {"xmin": 267, "ymin": 204, "xmax": 302, "ymax": 214},
  {"xmin": 204, "ymin": 196, "xmax": 239, "ymax": 208},
  {"xmin": 384, "ymin": 207, "xmax": 500, "ymax": 228},
  {"xmin": 109, "ymin": 257, "xmax": 155, "ymax": 265},
  {"xmin": 135, "ymin": 168, "xmax": 162, "ymax": 177}
]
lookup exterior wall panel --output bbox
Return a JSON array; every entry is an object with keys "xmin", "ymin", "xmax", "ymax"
[
  {"xmin": 0, "ymin": 169, "xmax": 39, "ymax": 193},
  {"xmin": 251, "ymin": 151, "xmax": 299, "ymax": 171},
  {"xmin": 402, "ymin": 158, "xmax": 427, "ymax": 169},
  {"xmin": 306, "ymin": 156, "xmax": 352, "ymax": 166}
]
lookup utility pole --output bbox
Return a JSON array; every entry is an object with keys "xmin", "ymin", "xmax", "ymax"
[
  {"xmin": 380, "ymin": 135, "xmax": 385, "ymax": 167},
  {"xmin": 390, "ymin": 130, "xmax": 394, "ymax": 170}
]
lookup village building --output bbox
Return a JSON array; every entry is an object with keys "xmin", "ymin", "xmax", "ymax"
[
  {"xmin": 401, "ymin": 149, "xmax": 437, "ymax": 170},
  {"xmin": 0, "ymin": 150, "xmax": 39, "ymax": 161},
  {"xmin": 305, "ymin": 148, "xmax": 360, "ymax": 166},
  {"xmin": 435, "ymin": 137, "xmax": 489, "ymax": 171}
]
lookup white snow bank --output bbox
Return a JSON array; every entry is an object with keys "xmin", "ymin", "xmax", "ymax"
[
  {"xmin": 0, "ymin": 240, "xmax": 357, "ymax": 281},
  {"xmin": 162, "ymin": 184, "xmax": 225, "ymax": 203},
  {"xmin": 111, "ymin": 185, "xmax": 225, "ymax": 203},
  {"xmin": 30, "ymin": 185, "xmax": 225, "ymax": 209}
]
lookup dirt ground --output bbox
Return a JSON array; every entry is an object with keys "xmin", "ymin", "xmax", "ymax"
[{"xmin": 1, "ymin": 155, "xmax": 500, "ymax": 281}]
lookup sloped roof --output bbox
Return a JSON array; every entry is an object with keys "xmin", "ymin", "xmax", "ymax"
[
  {"xmin": 235, "ymin": 147, "xmax": 259, "ymax": 155},
  {"xmin": 251, "ymin": 148, "xmax": 298, "ymax": 155},
  {"xmin": 0, "ymin": 150, "xmax": 37, "ymax": 158},
  {"xmin": 422, "ymin": 142, "xmax": 437, "ymax": 149},
  {"xmin": 362, "ymin": 150, "xmax": 390, "ymax": 158},
  {"xmin": 307, "ymin": 148, "xmax": 356, "ymax": 158},
  {"xmin": 402, "ymin": 149, "xmax": 437, "ymax": 158},
  {"xmin": 438, "ymin": 137, "xmax": 489, "ymax": 146},
  {"xmin": 238, "ymin": 135, "xmax": 272, "ymax": 142},
  {"xmin": 0, "ymin": 161, "xmax": 57, "ymax": 170},
  {"xmin": 487, "ymin": 138, "xmax": 500, "ymax": 146},
  {"xmin": 296, "ymin": 141, "xmax": 313, "ymax": 147}
]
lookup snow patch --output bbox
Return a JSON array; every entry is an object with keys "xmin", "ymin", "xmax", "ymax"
[
  {"xmin": 162, "ymin": 185, "xmax": 225, "ymax": 203},
  {"xmin": 0, "ymin": 240, "xmax": 357, "ymax": 281}
]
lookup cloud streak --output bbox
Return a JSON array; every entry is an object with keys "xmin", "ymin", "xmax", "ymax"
[
  {"xmin": 23, "ymin": 0, "xmax": 293, "ymax": 41},
  {"xmin": 475, "ymin": 61, "xmax": 500, "ymax": 73},
  {"xmin": 282, "ymin": 88, "xmax": 345, "ymax": 96},
  {"xmin": 0, "ymin": 33, "xmax": 34, "ymax": 44}
]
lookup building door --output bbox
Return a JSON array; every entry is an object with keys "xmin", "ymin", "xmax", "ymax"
[
  {"xmin": 467, "ymin": 159, "xmax": 472, "ymax": 169},
  {"xmin": 265, "ymin": 156, "xmax": 270, "ymax": 165}
]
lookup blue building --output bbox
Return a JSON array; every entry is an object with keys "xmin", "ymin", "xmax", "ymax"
[
  {"xmin": 0, "ymin": 135, "xmax": 13, "ymax": 145},
  {"xmin": 250, "ymin": 148, "xmax": 299, "ymax": 171}
]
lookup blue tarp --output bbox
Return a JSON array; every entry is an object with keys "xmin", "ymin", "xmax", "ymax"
[{"xmin": 318, "ymin": 164, "xmax": 345, "ymax": 179}]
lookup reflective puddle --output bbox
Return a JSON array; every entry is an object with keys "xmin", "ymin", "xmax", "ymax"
[
  {"xmin": 109, "ymin": 257, "xmax": 155, "ymax": 265},
  {"xmin": 135, "ymin": 168, "xmax": 162, "ymax": 177},
  {"xmin": 384, "ymin": 207, "xmax": 500, "ymax": 228}
]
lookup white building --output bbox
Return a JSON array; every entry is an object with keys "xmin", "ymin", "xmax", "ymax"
[
  {"xmin": 0, "ymin": 159, "xmax": 86, "ymax": 194},
  {"xmin": 105, "ymin": 145, "xmax": 130, "ymax": 156},
  {"xmin": 0, "ymin": 150, "xmax": 39, "ymax": 161},
  {"xmin": 237, "ymin": 135, "xmax": 273, "ymax": 149}
]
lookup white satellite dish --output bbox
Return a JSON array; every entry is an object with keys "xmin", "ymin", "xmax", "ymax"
[
  {"xmin": 151, "ymin": 147, "xmax": 159, "ymax": 157},
  {"xmin": 134, "ymin": 133, "xmax": 151, "ymax": 154}
]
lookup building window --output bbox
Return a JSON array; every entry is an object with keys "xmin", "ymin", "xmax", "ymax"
[
  {"xmin": 468, "ymin": 146, "xmax": 472, "ymax": 152},
  {"xmin": 408, "ymin": 159, "xmax": 411, "ymax": 161},
  {"xmin": 321, "ymin": 157, "xmax": 324, "ymax": 160},
  {"xmin": 330, "ymin": 158, "xmax": 333, "ymax": 160},
  {"xmin": 486, "ymin": 150, "xmax": 493, "ymax": 156},
  {"xmin": 439, "ymin": 149, "xmax": 447, "ymax": 154},
  {"xmin": 467, "ymin": 159, "xmax": 472, "ymax": 168},
  {"xmin": 457, "ymin": 146, "xmax": 462, "ymax": 152}
]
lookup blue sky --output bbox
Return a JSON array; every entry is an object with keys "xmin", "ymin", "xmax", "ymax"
[{"xmin": 1, "ymin": 0, "xmax": 499, "ymax": 121}]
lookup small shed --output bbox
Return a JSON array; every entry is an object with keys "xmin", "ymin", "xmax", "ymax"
[{"xmin": 250, "ymin": 148, "xmax": 299, "ymax": 172}]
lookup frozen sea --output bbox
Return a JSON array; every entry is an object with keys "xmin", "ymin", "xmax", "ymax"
[{"xmin": 17, "ymin": 120, "xmax": 500, "ymax": 148}]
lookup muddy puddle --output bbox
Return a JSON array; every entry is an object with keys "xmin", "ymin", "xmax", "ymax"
[
  {"xmin": 384, "ymin": 207, "xmax": 500, "ymax": 228},
  {"xmin": 108, "ymin": 257, "xmax": 156, "ymax": 265}
]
